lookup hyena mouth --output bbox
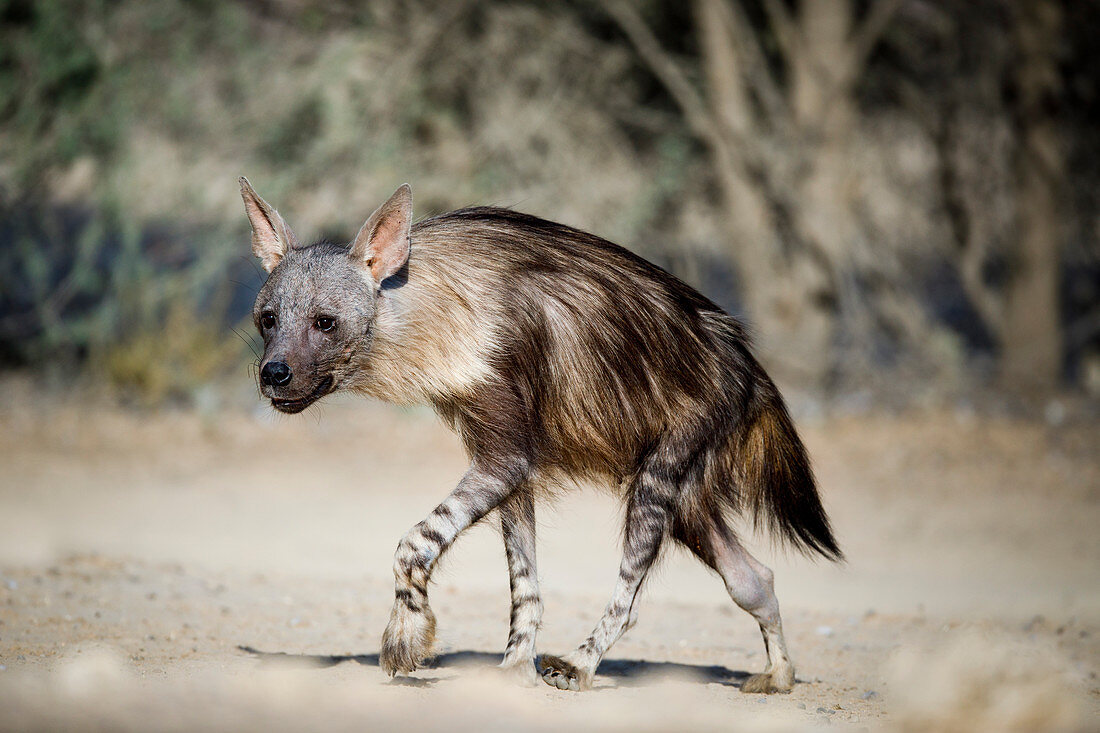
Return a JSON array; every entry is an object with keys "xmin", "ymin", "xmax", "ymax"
[{"xmin": 270, "ymin": 376, "xmax": 334, "ymax": 414}]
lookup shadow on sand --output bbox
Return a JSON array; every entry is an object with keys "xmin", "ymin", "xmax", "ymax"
[{"xmin": 238, "ymin": 646, "xmax": 752, "ymax": 688}]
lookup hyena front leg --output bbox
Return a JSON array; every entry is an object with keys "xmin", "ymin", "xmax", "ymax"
[
  {"xmin": 499, "ymin": 489, "xmax": 542, "ymax": 685},
  {"xmin": 540, "ymin": 451, "xmax": 681, "ymax": 691},
  {"xmin": 381, "ymin": 459, "xmax": 525, "ymax": 677}
]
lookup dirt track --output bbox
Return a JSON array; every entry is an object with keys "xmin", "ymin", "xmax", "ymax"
[{"xmin": 0, "ymin": 377, "xmax": 1097, "ymax": 731}]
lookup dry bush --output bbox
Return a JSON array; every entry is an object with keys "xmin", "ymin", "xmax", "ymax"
[{"xmin": 101, "ymin": 304, "xmax": 245, "ymax": 407}]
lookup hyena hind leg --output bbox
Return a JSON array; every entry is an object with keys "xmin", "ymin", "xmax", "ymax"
[
  {"xmin": 499, "ymin": 490, "xmax": 542, "ymax": 686},
  {"xmin": 676, "ymin": 517, "xmax": 795, "ymax": 694}
]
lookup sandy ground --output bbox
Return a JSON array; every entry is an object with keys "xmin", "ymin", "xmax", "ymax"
[{"xmin": 0, "ymin": 375, "xmax": 1097, "ymax": 731}]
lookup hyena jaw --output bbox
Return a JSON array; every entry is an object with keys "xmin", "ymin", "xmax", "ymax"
[{"xmin": 241, "ymin": 179, "xmax": 842, "ymax": 693}]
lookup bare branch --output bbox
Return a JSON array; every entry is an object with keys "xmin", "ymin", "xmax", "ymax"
[
  {"xmin": 1066, "ymin": 307, "xmax": 1100, "ymax": 350},
  {"xmin": 695, "ymin": 0, "xmax": 752, "ymax": 135},
  {"xmin": 600, "ymin": 0, "xmax": 718, "ymax": 144},
  {"xmin": 762, "ymin": 0, "xmax": 797, "ymax": 60},
  {"xmin": 603, "ymin": 0, "xmax": 769, "ymax": 204},
  {"xmin": 721, "ymin": 0, "xmax": 789, "ymax": 128},
  {"xmin": 957, "ymin": 239, "xmax": 1005, "ymax": 339},
  {"xmin": 850, "ymin": 0, "xmax": 903, "ymax": 74},
  {"xmin": 693, "ymin": 0, "xmax": 781, "ymax": 182}
]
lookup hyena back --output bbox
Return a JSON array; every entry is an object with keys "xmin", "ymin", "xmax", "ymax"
[{"xmin": 242, "ymin": 178, "xmax": 842, "ymax": 693}]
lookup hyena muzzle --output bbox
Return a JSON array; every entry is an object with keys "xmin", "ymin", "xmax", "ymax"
[{"xmin": 241, "ymin": 177, "xmax": 842, "ymax": 693}]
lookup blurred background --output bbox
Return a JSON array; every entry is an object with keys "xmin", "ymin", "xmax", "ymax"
[
  {"xmin": 2, "ymin": 0, "xmax": 1099, "ymax": 403},
  {"xmin": 1, "ymin": 1, "xmax": 1098, "ymax": 731}
]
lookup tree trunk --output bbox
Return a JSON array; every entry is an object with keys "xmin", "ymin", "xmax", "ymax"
[
  {"xmin": 1001, "ymin": 1, "xmax": 1064, "ymax": 392},
  {"xmin": 695, "ymin": 0, "xmax": 836, "ymax": 384}
]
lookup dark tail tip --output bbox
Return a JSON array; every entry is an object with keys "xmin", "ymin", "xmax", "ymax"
[{"xmin": 741, "ymin": 402, "xmax": 843, "ymax": 562}]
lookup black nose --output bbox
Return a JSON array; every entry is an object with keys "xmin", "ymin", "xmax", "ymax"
[{"xmin": 260, "ymin": 361, "xmax": 292, "ymax": 387}]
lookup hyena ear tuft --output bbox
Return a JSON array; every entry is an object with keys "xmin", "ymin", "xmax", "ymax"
[
  {"xmin": 239, "ymin": 176, "xmax": 301, "ymax": 272},
  {"xmin": 350, "ymin": 183, "xmax": 412, "ymax": 283}
]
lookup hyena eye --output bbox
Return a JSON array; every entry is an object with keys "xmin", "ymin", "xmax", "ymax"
[
  {"xmin": 314, "ymin": 316, "xmax": 336, "ymax": 333},
  {"xmin": 260, "ymin": 312, "xmax": 276, "ymax": 330}
]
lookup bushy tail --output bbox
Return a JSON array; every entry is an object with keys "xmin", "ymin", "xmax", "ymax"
[{"xmin": 736, "ymin": 388, "xmax": 843, "ymax": 561}]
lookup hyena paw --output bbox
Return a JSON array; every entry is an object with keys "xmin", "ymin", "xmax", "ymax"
[
  {"xmin": 539, "ymin": 654, "xmax": 593, "ymax": 692},
  {"xmin": 499, "ymin": 657, "xmax": 540, "ymax": 687},
  {"xmin": 740, "ymin": 665, "xmax": 795, "ymax": 694},
  {"xmin": 379, "ymin": 602, "xmax": 436, "ymax": 677}
]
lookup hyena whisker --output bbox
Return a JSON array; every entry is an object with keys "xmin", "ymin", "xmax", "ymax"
[
  {"xmin": 239, "ymin": 253, "xmax": 269, "ymax": 287},
  {"xmin": 238, "ymin": 177, "xmax": 841, "ymax": 693},
  {"xmin": 231, "ymin": 326, "xmax": 262, "ymax": 362},
  {"xmin": 229, "ymin": 278, "xmax": 260, "ymax": 296}
]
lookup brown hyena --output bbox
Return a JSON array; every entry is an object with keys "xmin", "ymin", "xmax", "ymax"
[{"xmin": 240, "ymin": 177, "xmax": 842, "ymax": 693}]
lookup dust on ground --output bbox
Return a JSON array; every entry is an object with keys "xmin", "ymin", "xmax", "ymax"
[{"xmin": 0, "ymin": 376, "xmax": 1097, "ymax": 731}]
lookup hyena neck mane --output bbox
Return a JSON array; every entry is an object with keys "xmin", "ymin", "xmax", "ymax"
[{"xmin": 349, "ymin": 209, "xmax": 517, "ymax": 405}]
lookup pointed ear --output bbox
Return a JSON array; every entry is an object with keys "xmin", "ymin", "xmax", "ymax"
[
  {"xmin": 349, "ymin": 184, "xmax": 412, "ymax": 283},
  {"xmin": 239, "ymin": 176, "xmax": 300, "ymax": 272}
]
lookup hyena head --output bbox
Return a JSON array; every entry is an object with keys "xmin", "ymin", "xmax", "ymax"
[{"xmin": 240, "ymin": 177, "xmax": 412, "ymax": 414}]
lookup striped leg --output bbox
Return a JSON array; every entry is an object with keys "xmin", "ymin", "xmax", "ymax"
[
  {"xmin": 499, "ymin": 489, "xmax": 542, "ymax": 685},
  {"xmin": 380, "ymin": 460, "xmax": 525, "ymax": 677},
  {"xmin": 540, "ymin": 446, "xmax": 682, "ymax": 691}
]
